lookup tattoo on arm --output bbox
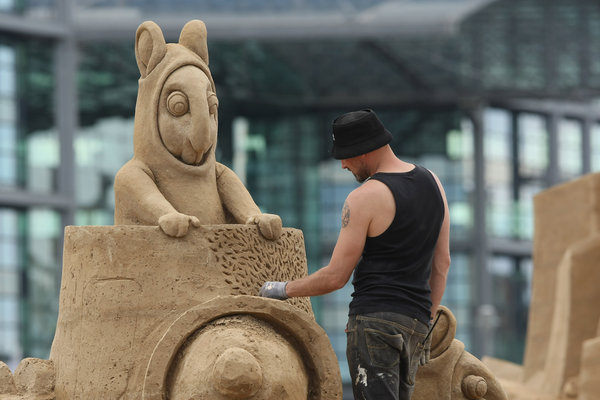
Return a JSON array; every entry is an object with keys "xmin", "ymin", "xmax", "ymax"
[{"xmin": 342, "ymin": 201, "xmax": 350, "ymax": 228}]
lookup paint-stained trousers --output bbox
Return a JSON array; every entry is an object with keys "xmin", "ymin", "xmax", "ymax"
[{"xmin": 346, "ymin": 312, "xmax": 429, "ymax": 400}]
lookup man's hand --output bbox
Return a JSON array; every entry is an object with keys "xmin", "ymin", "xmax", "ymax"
[{"xmin": 259, "ymin": 281, "xmax": 288, "ymax": 300}]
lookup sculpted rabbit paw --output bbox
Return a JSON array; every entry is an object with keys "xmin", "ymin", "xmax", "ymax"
[
  {"xmin": 158, "ymin": 212, "xmax": 201, "ymax": 237},
  {"xmin": 246, "ymin": 214, "xmax": 282, "ymax": 240}
]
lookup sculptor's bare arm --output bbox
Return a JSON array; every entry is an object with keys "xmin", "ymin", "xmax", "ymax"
[
  {"xmin": 216, "ymin": 163, "xmax": 282, "ymax": 240},
  {"xmin": 286, "ymin": 190, "xmax": 369, "ymax": 297},
  {"xmin": 429, "ymin": 171, "xmax": 451, "ymax": 320},
  {"xmin": 114, "ymin": 160, "xmax": 200, "ymax": 237}
]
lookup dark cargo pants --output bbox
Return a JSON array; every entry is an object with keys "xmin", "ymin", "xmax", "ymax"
[{"xmin": 346, "ymin": 312, "xmax": 429, "ymax": 400}]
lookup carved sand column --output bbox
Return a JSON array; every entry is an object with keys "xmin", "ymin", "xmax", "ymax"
[{"xmin": 48, "ymin": 225, "xmax": 342, "ymax": 399}]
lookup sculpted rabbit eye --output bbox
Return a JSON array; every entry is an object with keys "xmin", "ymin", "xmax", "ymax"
[{"xmin": 167, "ymin": 91, "xmax": 189, "ymax": 116}]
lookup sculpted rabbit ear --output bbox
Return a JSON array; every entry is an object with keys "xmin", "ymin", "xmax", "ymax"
[
  {"xmin": 135, "ymin": 21, "xmax": 167, "ymax": 78},
  {"xmin": 179, "ymin": 19, "xmax": 210, "ymax": 65}
]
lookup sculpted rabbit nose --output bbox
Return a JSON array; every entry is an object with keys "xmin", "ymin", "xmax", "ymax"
[
  {"xmin": 188, "ymin": 129, "xmax": 206, "ymax": 153},
  {"xmin": 189, "ymin": 119, "xmax": 214, "ymax": 151},
  {"xmin": 212, "ymin": 347, "xmax": 263, "ymax": 399}
]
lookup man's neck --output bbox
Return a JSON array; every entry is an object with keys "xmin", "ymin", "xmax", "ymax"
[{"xmin": 368, "ymin": 147, "xmax": 413, "ymax": 175}]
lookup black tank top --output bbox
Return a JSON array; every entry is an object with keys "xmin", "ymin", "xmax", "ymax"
[{"xmin": 348, "ymin": 165, "xmax": 445, "ymax": 324}]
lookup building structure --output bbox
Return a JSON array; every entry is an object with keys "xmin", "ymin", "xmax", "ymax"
[{"xmin": 1, "ymin": 0, "xmax": 600, "ymax": 396}]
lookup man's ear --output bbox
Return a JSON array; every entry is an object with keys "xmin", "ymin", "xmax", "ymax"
[
  {"xmin": 135, "ymin": 21, "xmax": 167, "ymax": 78},
  {"xmin": 179, "ymin": 19, "xmax": 210, "ymax": 66}
]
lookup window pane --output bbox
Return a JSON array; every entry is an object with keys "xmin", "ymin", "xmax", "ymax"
[
  {"xmin": 518, "ymin": 113, "xmax": 548, "ymax": 177},
  {"xmin": 0, "ymin": 37, "xmax": 56, "ymax": 193},
  {"xmin": 443, "ymin": 252, "xmax": 473, "ymax": 348},
  {"xmin": 592, "ymin": 123, "xmax": 600, "ymax": 172},
  {"xmin": 0, "ymin": 324, "xmax": 19, "ymax": 364},
  {"xmin": 23, "ymin": 207, "xmax": 61, "ymax": 359},
  {"xmin": 0, "ymin": 207, "xmax": 61, "ymax": 362},
  {"xmin": 0, "ymin": 44, "xmax": 17, "ymax": 187},
  {"xmin": 0, "ymin": 238, "xmax": 18, "ymax": 269},
  {"xmin": 0, "ymin": 271, "xmax": 18, "ymax": 295},
  {"xmin": 26, "ymin": 132, "xmax": 59, "ymax": 193},
  {"xmin": 23, "ymin": 38, "xmax": 57, "ymax": 194},
  {"xmin": 0, "ymin": 297, "xmax": 18, "ymax": 323},
  {"xmin": 516, "ymin": 183, "xmax": 540, "ymax": 240},
  {"xmin": 445, "ymin": 118, "xmax": 474, "ymax": 239},
  {"xmin": 558, "ymin": 119, "xmax": 582, "ymax": 178},
  {"xmin": 75, "ymin": 117, "xmax": 134, "ymax": 219},
  {"xmin": 0, "ymin": 0, "xmax": 15, "ymax": 13},
  {"xmin": 0, "ymin": 97, "xmax": 15, "ymax": 121},
  {"xmin": 0, "ymin": 295, "xmax": 19, "ymax": 364},
  {"xmin": 485, "ymin": 108, "xmax": 515, "ymax": 237},
  {"xmin": 0, "ymin": 150, "xmax": 16, "ymax": 186},
  {"xmin": 0, "ymin": 122, "xmax": 15, "ymax": 151},
  {"xmin": 0, "ymin": 69, "xmax": 15, "ymax": 96},
  {"xmin": 0, "ymin": 0, "xmax": 56, "ymax": 15},
  {"xmin": 489, "ymin": 256, "xmax": 531, "ymax": 364},
  {"xmin": 0, "ymin": 208, "xmax": 18, "ymax": 269},
  {"xmin": 0, "ymin": 208, "xmax": 22, "ymax": 365}
]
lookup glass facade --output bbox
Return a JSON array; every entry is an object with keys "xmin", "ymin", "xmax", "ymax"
[
  {"xmin": 2, "ymin": 2, "xmax": 600, "ymax": 396},
  {"xmin": 0, "ymin": 34, "xmax": 59, "ymax": 369},
  {"xmin": 0, "ymin": 36, "xmax": 56, "ymax": 193},
  {"xmin": 21, "ymin": 207, "xmax": 61, "ymax": 358},
  {"xmin": 74, "ymin": 116, "xmax": 133, "ymax": 226},
  {"xmin": 0, "ymin": 207, "xmax": 60, "ymax": 368}
]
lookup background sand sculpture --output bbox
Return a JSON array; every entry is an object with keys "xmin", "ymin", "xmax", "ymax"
[
  {"xmin": 413, "ymin": 306, "xmax": 508, "ymax": 400},
  {"xmin": 484, "ymin": 172, "xmax": 600, "ymax": 400}
]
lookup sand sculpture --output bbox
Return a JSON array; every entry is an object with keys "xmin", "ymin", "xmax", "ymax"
[
  {"xmin": 0, "ymin": 20, "xmax": 342, "ymax": 399},
  {"xmin": 0, "ymin": 18, "xmax": 514, "ymax": 400},
  {"xmin": 483, "ymin": 172, "xmax": 600, "ymax": 400},
  {"xmin": 0, "ymin": 225, "xmax": 342, "ymax": 400},
  {"xmin": 413, "ymin": 306, "xmax": 508, "ymax": 400},
  {"xmin": 113, "ymin": 20, "xmax": 282, "ymax": 240}
]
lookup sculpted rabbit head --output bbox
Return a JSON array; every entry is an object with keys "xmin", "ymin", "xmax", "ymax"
[{"xmin": 133, "ymin": 20, "xmax": 218, "ymax": 171}]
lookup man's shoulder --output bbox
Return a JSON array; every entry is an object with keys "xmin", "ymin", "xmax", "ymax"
[{"xmin": 347, "ymin": 179, "xmax": 392, "ymax": 205}]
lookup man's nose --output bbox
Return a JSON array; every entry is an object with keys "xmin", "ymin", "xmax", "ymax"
[{"xmin": 341, "ymin": 160, "xmax": 347, "ymax": 169}]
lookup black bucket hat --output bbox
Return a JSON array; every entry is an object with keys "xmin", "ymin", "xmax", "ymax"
[{"xmin": 331, "ymin": 109, "xmax": 392, "ymax": 160}]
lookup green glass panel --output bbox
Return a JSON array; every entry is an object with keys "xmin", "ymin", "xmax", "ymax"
[
  {"xmin": 592, "ymin": 124, "xmax": 600, "ymax": 172},
  {"xmin": 558, "ymin": 119, "xmax": 583, "ymax": 178}
]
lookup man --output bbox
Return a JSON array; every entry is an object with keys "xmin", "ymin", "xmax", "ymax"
[{"xmin": 259, "ymin": 109, "xmax": 451, "ymax": 400}]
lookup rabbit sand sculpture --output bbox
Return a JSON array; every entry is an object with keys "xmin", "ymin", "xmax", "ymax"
[{"xmin": 114, "ymin": 19, "xmax": 282, "ymax": 240}]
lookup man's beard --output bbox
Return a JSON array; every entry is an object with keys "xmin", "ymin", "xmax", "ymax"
[{"xmin": 352, "ymin": 166, "xmax": 370, "ymax": 183}]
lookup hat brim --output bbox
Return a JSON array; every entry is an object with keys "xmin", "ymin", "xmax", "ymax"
[{"xmin": 331, "ymin": 129, "xmax": 392, "ymax": 160}]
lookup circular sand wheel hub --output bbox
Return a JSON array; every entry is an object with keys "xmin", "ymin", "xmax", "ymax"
[
  {"xmin": 212, "ymin": 347, "xmax": 263, "ymax": 399},
  {"xmin": 141, "ymin": 295, "xmax": 341, "ymax": 400}
]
